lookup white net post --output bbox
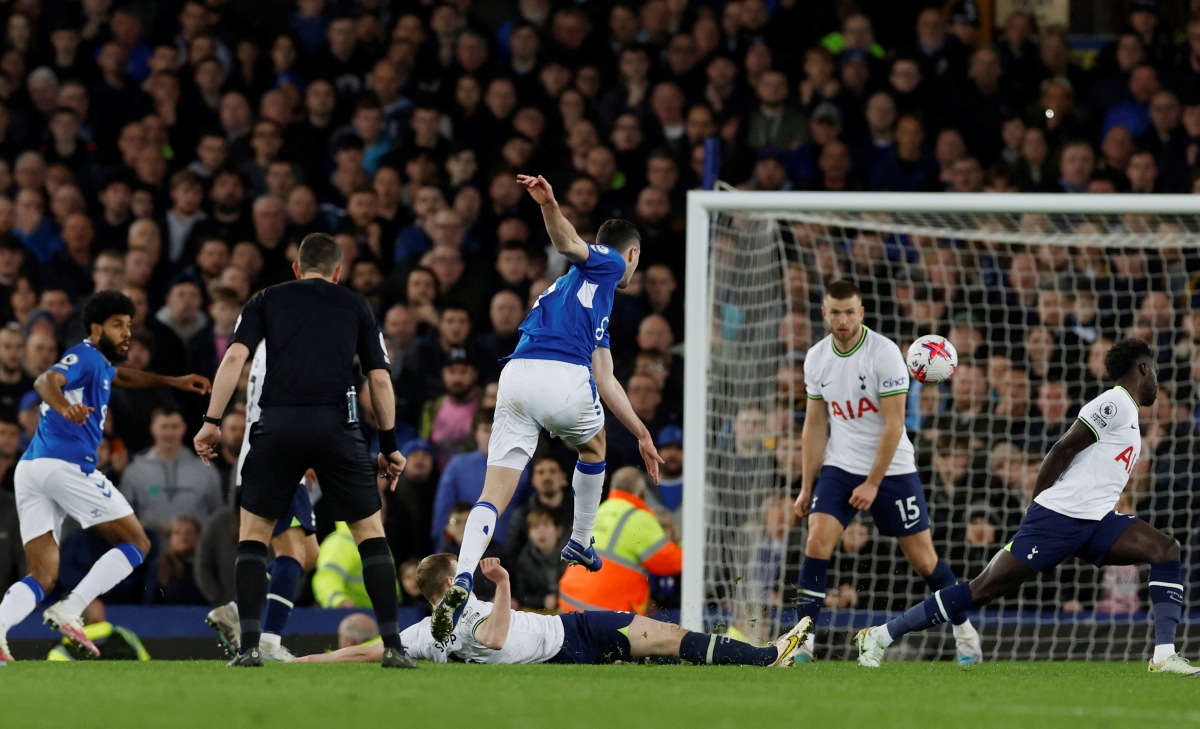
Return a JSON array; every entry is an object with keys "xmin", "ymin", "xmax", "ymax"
[{"xmin": 684, "ymin": 191, "xmax": 1200, "ymax": 660}]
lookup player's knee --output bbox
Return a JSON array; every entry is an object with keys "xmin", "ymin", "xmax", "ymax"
[
  {"xmin": 804, "ymin": 529, "xmax": 837, "ymax": 559},
  {"xmin": 28, "ymin": 567, "xmax": 57, "ymax": 594},
  {"xmin": 1161, "ymin": 538, "xmax": 1181, "ymax": 563}
]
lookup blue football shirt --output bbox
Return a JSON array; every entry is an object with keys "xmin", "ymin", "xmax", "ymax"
[
  {"xmin": 22, "ymin": 340, "xmax": 116, "ymax": 471},
  {"xmin": 506, "ymin": 244, "xmax": 626, "ymax": 367}
]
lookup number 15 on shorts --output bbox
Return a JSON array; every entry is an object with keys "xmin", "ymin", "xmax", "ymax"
[{"xmin": 895, "ymin": 496, "xmax": 919, "ymax": 523}]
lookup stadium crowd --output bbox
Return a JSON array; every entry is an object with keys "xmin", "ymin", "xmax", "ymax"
[{"xmin": 0, "ymin": 0, "xmax": 1198, "ymax": 624}]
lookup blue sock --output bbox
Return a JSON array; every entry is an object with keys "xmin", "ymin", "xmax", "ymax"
[
  {"xmin": 262, "ymin": 556, "xmax": 303, "ymax": 637},
  {"xmin": 923, "ymin": 560, "xmax": 967, "ymax": 626},
  {"xmin": 1149, "ymin": 561, "xmax": 1183, "ymax": 650},
  {"xmin": 679, "ymin": 631, "xmax": 779, "ymax": 666},
  {"xmin": 795, "ymin": 557, "xmax": 827, "ymax": 625},
  {"xmin": 885, "ymin": 582, "xmax": 974, "ymax": 640}
]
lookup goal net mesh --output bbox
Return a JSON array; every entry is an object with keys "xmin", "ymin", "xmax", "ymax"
[{"xmin": 699, "ymin": 207, "xmax": 1199, "ymax": 660}]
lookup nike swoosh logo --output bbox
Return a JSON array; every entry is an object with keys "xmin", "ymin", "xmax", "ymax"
[
  {"xmin": 903, "ymin": 519, "xmax": 920, "ymax": 529},
  {"xmin": 820, "ymin": 382, "xmax": 830, "ymax": 387},
  {"xmin": 777, "ymin": 635, "xmax": 799, "ymax": 664}
]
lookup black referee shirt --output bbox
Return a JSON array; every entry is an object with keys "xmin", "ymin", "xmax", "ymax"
[{"xmin": 231, "ymin": 278, "xmax": 390, "ymax": 407}]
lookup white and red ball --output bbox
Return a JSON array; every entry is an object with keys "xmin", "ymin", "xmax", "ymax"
[{"xmin": 907, "ymin": 335, "xmax": 958, "ymax": 384}]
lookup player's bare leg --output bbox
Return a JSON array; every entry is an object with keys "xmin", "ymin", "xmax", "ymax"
[
  {"xmin": 897, "ymin": 530, "xmax": 982, "ymax": 665},
  {"xmin": 627, "ymin": 615, "xmax": 813, "ymax": 667},
  {"xmin": 561, "ymin": 430, "xmax": 607, "ymax": 570},
  {"xmin": 0, "ymin": 532, "xmax": 59, "ymax": 662},
  {"xmin": 43, "ymin": 514, "xmax": 150, "ymax": 659},
  {"xmin": 432, "ymin": 464, "xmax": 523, "ymax": 642},
  {"xmin": 793, "ymin": 512, "xmax": 844, "ymax": 662},
  {"xmin": 857, "ymin": 550, "xmax": 1032, "ymax": 667},
  {"xmin": 1101, "ymin": 520, "xmax": 1196, "ymax": 675}
]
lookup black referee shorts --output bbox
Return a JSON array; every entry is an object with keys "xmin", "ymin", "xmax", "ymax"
[{"xmin": 240, "ymin": 405, "xmax": 381, "ymax": 524}]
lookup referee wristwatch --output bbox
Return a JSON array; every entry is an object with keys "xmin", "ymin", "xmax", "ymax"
[{"xmin": 202, "ymin": 415, "xmax": 222, "ymax": 426}]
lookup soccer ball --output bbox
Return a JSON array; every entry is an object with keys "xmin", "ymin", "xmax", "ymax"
[{"xmin": 907, "ymin": 335, "xmax": 958, "ymax": 384}]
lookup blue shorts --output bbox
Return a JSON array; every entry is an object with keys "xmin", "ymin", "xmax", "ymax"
[
  {"xmin": 550, "ymin": 611, "xmax": 635, "ymax": 664},
  {"xmin": 811, "ymin": 466, "xmax": 929, "ymax": 537},
  {"xmin": 1006, "ymin": 502, "xmax": 1137, "ymax": 572},
  {"xmin": 272, "ymin": 483, "xmax": 315, "ymax": 537}
]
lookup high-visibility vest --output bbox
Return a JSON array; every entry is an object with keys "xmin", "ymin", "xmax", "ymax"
[{"xmin": 558, "ymin": 490, "xmax": 683, "ymax": 615}]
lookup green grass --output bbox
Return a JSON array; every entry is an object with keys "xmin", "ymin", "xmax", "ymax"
[{"xmin": 1, "ymin": 661, "xmax": 1197, "ymax": 729}]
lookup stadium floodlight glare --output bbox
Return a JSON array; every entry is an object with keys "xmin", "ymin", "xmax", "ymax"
[{"xmin": 682, "ymin": 191, "xmax": 1200, "ymax": 659}]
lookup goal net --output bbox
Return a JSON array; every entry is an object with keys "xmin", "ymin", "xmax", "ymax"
[{"xmin": 681, "ymin": 193, "xmax": 1200, "ymax": 661}]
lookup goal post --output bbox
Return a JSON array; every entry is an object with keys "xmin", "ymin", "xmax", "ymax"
[{"xmin": 681, "ymin": 191, "xmax": 1200, "ymax": 659}]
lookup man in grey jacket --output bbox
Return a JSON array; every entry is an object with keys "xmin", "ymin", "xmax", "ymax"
[{"xmin": 120, "ymin": 406, "xmax": 223, "ymax": 534}]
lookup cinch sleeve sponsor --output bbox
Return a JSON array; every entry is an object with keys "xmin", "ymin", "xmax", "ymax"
[{"xmin": 876, "ymin": 341, "xmax": 910, "ymax": 398}]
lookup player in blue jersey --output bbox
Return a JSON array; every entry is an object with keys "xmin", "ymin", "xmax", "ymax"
[
  {"xmin": 0, "ymin": 291, "xmax": 210, "ymax": 662},
  {"xmin": 429, "ymin": 174, "xmax": 664, "ymax": 642}
]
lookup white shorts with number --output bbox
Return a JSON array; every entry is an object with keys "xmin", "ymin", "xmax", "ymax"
[
  {"xmin": 14, "ymin": 458, "xmax": 134, "ymax": 544},
  {"xmin": 489, "ymin": 359, "xmax": 605, "ymax": 470}
]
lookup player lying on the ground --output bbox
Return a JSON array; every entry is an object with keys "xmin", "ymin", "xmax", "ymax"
[
  {"xmin": 293, "ymin": 555, "xmax": 811, "ymax": 667},
  {"xmin": 0, "ymin": 291, "xmax": 210, "ymax": 662},
  {"xmin": 855, "ymin": 340, "xmax": 1198, "ymax": 676}
]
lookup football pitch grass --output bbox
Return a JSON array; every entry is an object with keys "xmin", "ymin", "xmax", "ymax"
[{"xmin": 2, "ymin": 661, "xmax": 1197, "ymax": 728}]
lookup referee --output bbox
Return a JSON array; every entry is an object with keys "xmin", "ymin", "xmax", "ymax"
[{"xmin": 194, "ymin": 232, "xmax": 414, "ymax": 669}]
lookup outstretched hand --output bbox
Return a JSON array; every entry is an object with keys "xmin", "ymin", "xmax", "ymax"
[
  {"xmin": 480, "ymin": 557, "xmax": 509, "ymax": 584},
  {"xmin": 516, "ymin": 174, "xmax": 555, "ymax": 206},
  {"xmin": 173, "ymin": 374, "xmax": 212, "ymax": 394}
]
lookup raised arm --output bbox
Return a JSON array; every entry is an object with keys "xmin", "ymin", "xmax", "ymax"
[
  {"xmin": 1030, "ymin": 420, "xmax": 1095, "ymax": 501},
  {"xmin": 34, "ymin": 369, "xmax": 90, "ymax": 425},
  {"xmin": 114, "ymin": 367, "xmax": 211, "ymax": 394},
  {"xmin": 473, "ymin": 559, "xmax": 511, "ymax": 650},
  {"xmin": 592, "ymin": 347, "xmax": 664, "ymax": 484},
  {"xmin": 516, "ymin": 175, "xmax": 589, "ymax": 263}
]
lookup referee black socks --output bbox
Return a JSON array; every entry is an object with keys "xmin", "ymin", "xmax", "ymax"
[
  {"xmin": 358, "ymin": 537, "xmax": 403, "ymax": 652},
  {"xmin": 235, "ymin": 540, "xmax": 270, "ymax": 655}
]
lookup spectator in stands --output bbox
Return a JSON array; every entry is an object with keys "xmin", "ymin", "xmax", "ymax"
[
  {"xmin": 120, "ymin": 406, "xmax": 223, "ymax": 534},
  {"xmin": 420, "ymin": 349, "xmax": 480, "ymax": 470},
  {"xmin": 149, "ymin": 515, "xmax": 205, "ymax": 605},
  {"xmin": 647, "ymin": 425, "xmax": 684, "ymax": 528},
  {"xmin": 474, "ymin": 290, "xmax": 523, "ymax": 384},
  {"xmin": 510, "ymin": 508, "xmax": 566, "ymax": 611},
  {"xmin": 430, "ymin": 409, "xmax": 519, "ymax": 549},
  {"xmin": 507, "ymin": 455, "xmax": 573, "ymax": 562},
  {"xmin": 338, "ymin": 613, "xmax": 380, "ymax": 649}
]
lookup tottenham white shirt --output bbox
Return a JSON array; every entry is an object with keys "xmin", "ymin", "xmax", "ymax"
[
  {"xmin": 401, "ymin": 596, "xmax": 565, "ymax": 664},
  {"xmin": 1035, "ymin": 386, "xmax": 1141, "ymax": 521},
  {"xmin": 804, "ymin": 326, "xmax": 916, "ymax": 477}
]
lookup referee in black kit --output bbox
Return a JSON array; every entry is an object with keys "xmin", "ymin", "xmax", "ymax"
[{"xmin": 194, "ymin": 232, "xmax": 415, "ymax": 669}]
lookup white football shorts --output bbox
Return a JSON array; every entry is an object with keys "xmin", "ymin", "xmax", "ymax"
[
  {"xmin": 489, "ymin": 358, "xmax": 605, "ymax": 470},
  {"xmin": 14, "ymin": 458, "xmax": 134, "ymax": 544}
]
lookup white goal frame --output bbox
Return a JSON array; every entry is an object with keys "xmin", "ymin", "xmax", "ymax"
[{"xmin": 680, "ymin": 191, "xmax": 1200, "ymax": 632}]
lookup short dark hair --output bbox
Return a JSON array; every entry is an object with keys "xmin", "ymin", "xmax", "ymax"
[
  {"xmin": 825, "ymin": 279, "xmax": 861, "ymax": 301},
  {"xmin": 596, "ymin": 218, "xmax": 640, "ymax": 253},
  {"xmin": 82, "ymin": 290, "xmax": 136, "ymax": 329},
  {"xmin": 1105, "ymin": 338, "xmax": 1153, "ymax": 381},
  {"xmin": 298, "ymin": 232, "xmax": 342, "ymax": 275},
  {"xmin": 150, "ymin": 405, "xmax": 184, "ymax": 423}
]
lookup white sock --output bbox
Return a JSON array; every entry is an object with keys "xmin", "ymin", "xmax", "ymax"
[
  {"xmin": 260, "ymin": 633, "xmax": 281, "ymax": 650},
  {"xmin": 61, "ymin": 544, "xmax": 142, "ymax": 617},
  {"xmin": 874, "ymin": 625, "xmax": 895, "ymax": 648},
  {"xmin": 1153, "ymin": 644, "xmax": 1176, "ymax": 663},
  {"xmin": 803, "ymin": 634, "xmax": 815, "ymax": 651},
  {"xmin": 570, "ymin": 460, "xmax": 606, "ymax": 545},
  {"xmin": 456, "ymin": 503, "xmax": 497, "ymax": 579},
  {"xmin": 952, "ymin": 620, "xmax": 977, "ymax": 639},
  {"xmin": 0, "ymin": 577, "xmax": 43, "ymax": 634}
]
